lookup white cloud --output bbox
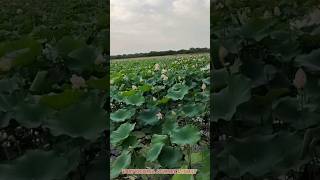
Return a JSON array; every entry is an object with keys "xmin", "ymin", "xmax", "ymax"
[{"xmin": 111, "ymin": 0, "xmax": 210, "ymax": 55}]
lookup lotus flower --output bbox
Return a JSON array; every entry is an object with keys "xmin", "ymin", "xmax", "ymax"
[
  {"xmin": 154, "ymin": 63, "xmax": 160, "ymax": 71},
  {"xmin": 201, "ymin": 83, "xmax": 206, "ymax": 90},
  {"xmin": 161, "ymin": 74, "xmax": 168, "ymax": 81},
  {"xmin": 70, "ymin": 74, "xmax": 86, "ymax": 89},
  {"xmin": 156, "ymin": 112, "xmax": 163, "ymax": 120},
  {"xmin": 293, "ymin": 68, "xmax": 307, "ymax": 89}
]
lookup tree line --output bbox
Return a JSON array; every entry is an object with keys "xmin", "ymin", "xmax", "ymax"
[{"xmin": 110, "ymin": 47, "xmax": 209, "ymax": 59}]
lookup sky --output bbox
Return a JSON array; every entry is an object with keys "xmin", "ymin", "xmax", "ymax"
[{"xmin": 110, "ymin": 0, "xmax": 210, "ymax": 55}]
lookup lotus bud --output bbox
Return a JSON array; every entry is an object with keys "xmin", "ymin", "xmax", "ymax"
[
  {"xmin": 274, "ymin": 6, "xmax": 281, "ymax": 16},
  {"xmin": 293, "ymin": 68, "xmax": 307, "ymax": 90},
  {"xmin": 156, "ymin": 112, "xmax": 163, "ymax": 120},
  {"xmin": 201, "ymin": 83, "xmax": 206, "ymax": 90},
  {"xmin": 70, "ymin": 74, "xmax": 86, "ymax": 89}
]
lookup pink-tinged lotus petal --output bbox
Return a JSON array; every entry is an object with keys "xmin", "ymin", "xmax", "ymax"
[{"xmin": 293, "ymin": 68, "xmax": 307, "ymax": 89}]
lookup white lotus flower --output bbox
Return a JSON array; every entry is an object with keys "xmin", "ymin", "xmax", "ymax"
[
  {"xmin": 154, "ymin": 63, "xmax": 160, "ymax": 71},
  {"xmin": 70, "ymin": 74, "xmax": 86, "ymax": 89},
  {"xmin": 156, "ymin": 112, "xmax": 163, "ymax": 119},
  {"xmin": 110, "ymin": 79, "xmax": 114, "ymax": 85},
  {"xmin": 152, "ymin": 97, "xmax": 157, "ymax": 101},
  {"xmin": 201, "ymin": 83, "xmax": 206, "ymax": 90},
  {"xmin": 161, "ymin": 69, "xmax": 167, "ymax": 74},
  {"xmin": 132, "ymin": 85, "xmax": 137, "ymax": 90},
  {"xmin": 161, "ymin": 74, "xmax": 168, "ymax": 81},
  {"xmin": 201, "ymin": 64, "xmax": 210, "ymax": 71}
]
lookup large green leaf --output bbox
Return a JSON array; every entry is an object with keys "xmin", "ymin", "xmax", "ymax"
[
  {"xmin": 295, "ymin": 48, "xmax": 320, "ymax": 72},
  {"xmin": 146, "ymin": 143, "xmax": 164, "ymax": 162},
  {"xmin": 213, "ymin": 74, "xmax": 252, "ymax": 121},
  {"xmin": 110, "ymin": 108, "xmax": 135, "ymax": 123},
  {"xmin": 67, "ymin": 46, "xmax": 98, "ymax": 72},
  {"xmin": 44, "ymin": 95, "xmax": 107, "ymax": 140},
  {"xmin": 123, "ymin": 93, "xmax": 145, "ymax": 106},
  {"xmin": 138, "ymin": 108, "xmax": 159, "ymax": 126},
  {"xmin": 29, "ymin": 71, "xmax": 48, "ymax": 92},
  {"xmin": 217, "ymin": 132, "xmax": 306, "ymax": 177},
  {"xmin": 166, "ymin": 84, "xmax": 190, "ymax": 100},
  {"xmin": 111, "ymin": 150, "xmax": 131, "ymax": 179},
  {"xmin": 0, "ymin": 37, "xmax": 41, "ymax": 68},
  {"xmin": 162, "ymin": 115, "xmax": 178, "ymax": 135},
  {"xmin": 151, "ymin": 134, "xmax": 168, "ymax": 144},
  {"xmin": 0, "ymin": 150, "xmax": 79, "ymax": 180},
  {"xmin": 87, "ymin": 76, "xmax": 108, "ymax": 90},
  {"xmin": 170, "ymin": 125, "xmax": 200, "ymax": 145},
  {"xmin": 0, "ymin": 77, "xmax": 20, "ymax": 93},
  {"xmin": 40, "ymin": 89, "xmax": 84, "ymax": 110},
  {"xmin": 158, "ymin": 146, "xmax": 183, "ymax": 168},
  {"xmin": 56, "ymin": 36, "xmax": 85, "ymax": 58},
  {"xmin": 181, "ymin": 103, "xmax": 205, "ymax": 117},
  {"xmin": 14, "ymin": 100, "xmax": 52, "ymax": 128},
  {"xmin": 110, "ymin": 123, "xmax": 135, "ymax": 145}
]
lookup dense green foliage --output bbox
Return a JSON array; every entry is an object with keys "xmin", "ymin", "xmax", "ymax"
[
  {"xmin": 110, "ymin": 54, "xmax": 210, "ymax": 179},
  {"xmin": 0, "ymin": 0, "xmax": 108, "ymax": 179},
  {"xmin": 211, "ymin": 0, "xmax": 320, "ymax": 179}
]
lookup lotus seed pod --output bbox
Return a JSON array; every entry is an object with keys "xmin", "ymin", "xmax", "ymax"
[
  {"xmin": 274, "ymin": 6, "xmax": 281, "ymax": 16},
  {"xmin": 293, "ymin": 68, "xmax": 307, "ymax": 89}
]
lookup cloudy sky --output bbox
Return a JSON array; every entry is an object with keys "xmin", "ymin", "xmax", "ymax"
[{"xmin": 110, "ymin": 0, "xmax": 210, "ymax": 55}]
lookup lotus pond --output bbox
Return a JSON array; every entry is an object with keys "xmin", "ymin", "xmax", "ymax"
[{"xmin": 110, "ymin": 54, "xmax": 211, "ymax": 179}]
